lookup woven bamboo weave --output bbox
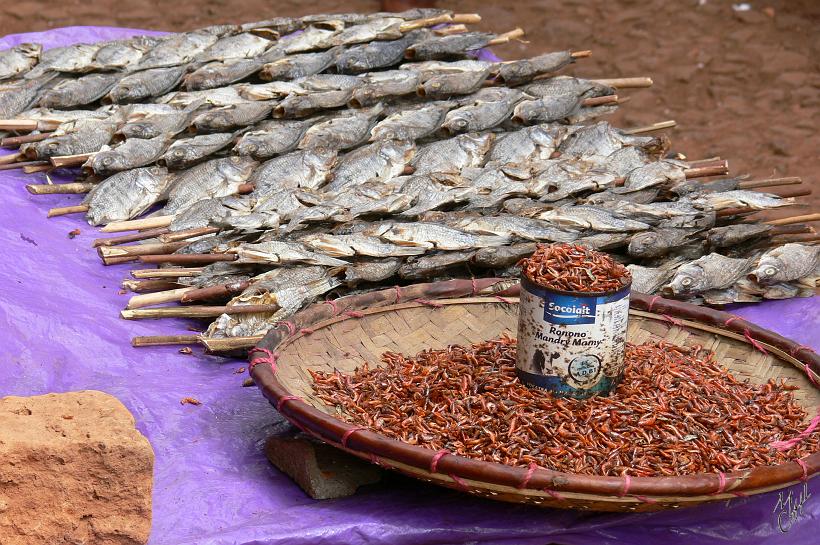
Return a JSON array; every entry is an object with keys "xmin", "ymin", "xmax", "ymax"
[{"xmin": 251, "ymin": 279, "xmax": 818, "ymax": 511}]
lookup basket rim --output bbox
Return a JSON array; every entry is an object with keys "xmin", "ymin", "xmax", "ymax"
[{"xmin": 250, "ymin": 278, "xmax": 819, "ymax": 502}]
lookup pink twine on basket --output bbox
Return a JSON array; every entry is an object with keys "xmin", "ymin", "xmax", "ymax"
[
  {"xmin": 344, "ymin": 310, "xmax": 365, "ymax": 319},
  {"xmin": 633, "ymin": 494, "xmax": 658, "ymax": 504},
  {"xmin": 430, "ymin": 449, "xmax": 450, "ymax": 473},
  {"xmin": 710, "ymin": 472, "xmax": 727, "ymax": 495},
  {"xmin": 248, "ymin": 347, "xmax": 278, "ymax": 372},
  {"xmin": 415, "ymin": 298, "xmax": 443, "ymax": 309},
  {"xmin": 276, "ymin": 395, "xmax": 300, "ymax": 412},
  {"xmin": 743, "ymin": 329, "xmax": 768, "ymax": 354},
  {"xmin": 323, "ymin": 299, "xmax": 339, "ymax": 316},
  {"xmin": 341, "ymin": 426, "xmax": 367, "ymax": 448},
  {"xmin": 277, "ymin": 320, "xmax": 296, "ymax": 336},
  {"xmin": 517, "ymin": 462, "xmax": 538, "ymax": 490},
  {"xmin": 394, "ymin": 285, "xmax": 402, "ymax": 303},
  {"xmin": 618, "ymin": 475, "xmax": 631, "ymax": 498},
  {"xmin": 791, "ymin": 344, "xmax": 814, "ymax": 358},
  {"xmin": 494, "ymin": 295, "xmax": 513, "ymax": 304},
  {"xmin": 796, "ymin": 458, "xmax": 809, "ymax": 482},
  {"xmin": 662, "ymin": 314, "xmax": 684, "ymax": 327},
  {"xmin": 770, "ymin": 409, "xmax": 820, "ymax": 451},
  {"xmin": 448, "ymin": 473, "xmax": 470, "ymax": 491},
  {"xmin": 299, "ymin": 327, "xmax": 315, "ymax": 335},
  {"xmin": 647, "ymin": 295, "xmax": 661, "ymax": 312},
  {"xmin": 724, "ymin": 315, "xmax": 742, "ymax": 328},
  {"xmin": 805, "ymin": 365, "xmax": 819, "ymax": 387},
  {"xmin": 470, "ymin": 278, "xmax": 478, "ymax": 296},
  {"xmin": 544, "ymin": 488, "xmax": 566, "ymax": 501}
]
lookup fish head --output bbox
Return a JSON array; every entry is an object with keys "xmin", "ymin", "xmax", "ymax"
[
  {"xmin": 194, "ymin": 108, "xmax": 234, "ymax": 132},
  {"xmin": 338, "ymin": 48, "xmax": 371, "ymax": 73},
  {"xmin": 628, "ymin": 231, "xmax": 666, "ymax": 258},
  {"xmin": 183, "ymin": 65, "xmax": 223, "ymax": 91},
  {"xmin": 441, "ymin": 112, "xmax": 472, "ymax": 135},
  {"xmin": 106, "ymin": 80, "xmax": 144, "ymax": 104},
  {"xmin": 233, "ymin": 136, "xmax": 264, "ymax": 157},
  {"xmin": 749, "ymin": 257, "xmax": 781, "ymax": 284},
  {"xmin": 221, "ymin": 155, "xmax": 259, "ymax": 180},
  {"xmin": 118, "ymin": 121, "xmax": 160, "ymax": 140},
  {"xmin": 23, "ymin": 137, "xmax": 74, "ymax": 160},
  {"xmin": 669, "ymin": 265, "xmax": 706, "ymax": 295},
  {"xmin": 88, "ymin": 149, "xmax": 128, "ymax": 175},
  {"xmin": 164, "ymin": 144, "xmax": 194, "ymax": 166}
]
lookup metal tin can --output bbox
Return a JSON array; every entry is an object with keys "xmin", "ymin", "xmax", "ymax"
[{"xmin": 516, "ymin": 276, "xmax": 630, "ymax": 398}]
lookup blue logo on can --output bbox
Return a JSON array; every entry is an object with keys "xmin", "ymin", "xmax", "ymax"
[{"xmin": 543, "ymin": 294, "xmax": 597, "ymax": 325}]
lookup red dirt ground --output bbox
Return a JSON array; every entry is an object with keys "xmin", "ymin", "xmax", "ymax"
[{"xmin": 2, "ymin": 0, "xmax": 818, "ymax": 217}]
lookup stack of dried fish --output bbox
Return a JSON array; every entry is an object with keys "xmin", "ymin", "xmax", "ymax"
[{"xmin": 0, "ymin": 10, "xmax": 815, "ymax": 353}]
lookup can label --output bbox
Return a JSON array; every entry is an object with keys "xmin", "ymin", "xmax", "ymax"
[{"xmin": 516, "ymin": 278, "xmax": 630, "ymax": 398}]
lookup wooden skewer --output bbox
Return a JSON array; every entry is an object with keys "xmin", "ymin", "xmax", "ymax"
[
  {"xmin": 399, "ymin": 13, "xmax": 453, "ymax": 32},
  {"xmin": 121, "ymin": 279, "xmax": 183, "ymax": 293},
  {"xmin": 132, "ymin": 334, "xmax": 201, "ymax": 347},
  {"xmin": 23, "ymin": 164, "xmax": 52, "ymax": 174},
  {"xmin": 433, "ymin": 24, "xmax": 467, "ymax": 36},
  {"xmin": 98, "ymin": 241, "xmax": 187, "ymax": 259},
  {"xmin": 27, "ymin": 182, "xmax": 95, "ymax": 195},
  {"xmin": 717, "ymin": 202, "xmax": 804, "ymax": 217},
  {"xmin": 764, "ymin": 186, "xmax": 811, "ymax": 199},
  {"xmin": 737, "ymin": 177, "xmax": 802, "ymax": 190},
  {"xmin": 0, "ymin": 152, "xmax": 22, "ymax": 165},
  {"xmin": 769, "ymin": 233, "xmax": 820, "ymax": 244},
  {"xmin": 0, "ymin": 159, "xmax": 49, "ymax": 171},
  {"xmin": 130, "ymin": 267, "xmax": 203, "ymax": 279},
  {"xmin": 451, "ymin": 13, "xmax": 482, "ymax": 24},
  {"xmin": 126, "ymin": 286, "xmax": 198, "ymax": 309},
  {"xmin": 0, "ymin": 120, "xmax": 39, "ymax": 131},
  {"xmin": 1, "ymin": 132, "xmax": 53, "ymax": 147},
  {"xmin": 686, "ymin": 157, "xmax": 721, "ymax": 167},
  {"xmin": 487, "ymin": 28, "xmax": 525, "ymax": 46},
  {"xmin": 93, "ymin": 227, "xmax": 171, "ymax": 247},
  {"xmin": 622, "ymin": 120, "xmax": 676, "ymax": 135},
  {"xmin": 201, "ymin": 335, "xmax": 263, "ymax": 352},
  {"xmin": 121, "ymin": 303, "xmax": 279, "ymax": 320},
  {"xmin": 683, "ymin": 158, "xmax": 725, "ymax": 170},
  {"xmin": 103, "ymin": 255, "xmax": 141, "ymax": 265},
  {"xmin": 101, "ymin": 215, "xmax": 175, "ymax": 233},
  {"xmin": 769, "ymin": 224, "xmax": 814, "ymax": 236},
  {"xmin": 570, "ymin": 50, "xmax": 592, "ymax": 59},
  {"xmin": 179, "ymin": 280, "xmax": 252, "ymax": 303},
  {"xmin": 765, "ymin": 213, "xmax": 820, "ymax": 226},
  {"xmin": 581, "ymin": 94, "xmax": 619, "ymax": 107},
  {"xmin": 593, "ymin": 77, "xmax": 653, "ymax": 88},
  {"xmin": 684, "ymin": 162, "xmax": 729, "ymax": 179},
  {"xmin": 47, "ymin": 204, "xmax": 89, "ymax": 218},
  {"xmin": 139, "ymin": 253, "xmax": 238, "ymax": 265},
  {"xmin": 158, "ymin": 226, "xmax": 221, "ymax": 243},
  {"xmin": 50, "ymin": 153, "xmax": 95, "ymax": 168},
  {"xmin": 0, "ymin": 119, "xmax": 61, "ymax": 131}
]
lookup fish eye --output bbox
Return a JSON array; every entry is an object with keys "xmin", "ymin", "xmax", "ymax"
[
  {"xmin": 681, "ymin": 277, "xmax": 693, "ymax": 287},
  {"xmin": 101, "ymin": 156, "xmax": 114, "ymax": 166},
  {"xmin": 244, "ymin": 143, "xmax": 258, "ymax": 153},
  {"xmin": 172, "ymin": 149, "xmax": 185, "ymax": 157},
  {"xmin": 764, "ymin": 267, "xmax": 776, "ymax": 277},
  {"xmin": 48, "ymin": 142, "xmax": 59, "ymax": 149},
  {"xmin": 230, "ymin": 156, "xmax": 241, "ymax": 163}
]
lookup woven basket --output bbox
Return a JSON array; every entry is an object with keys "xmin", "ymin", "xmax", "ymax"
[{"xmin": 250, "ymin": 278, "xmax": 819, "ymax": 512}]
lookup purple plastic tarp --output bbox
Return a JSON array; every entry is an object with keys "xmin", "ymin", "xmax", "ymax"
[{"xmin": 0, "ymin": 26, "xmax": 817, "ymax": 545}]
